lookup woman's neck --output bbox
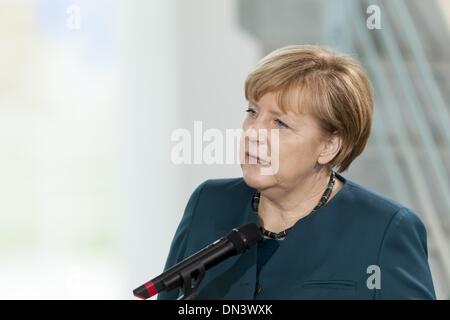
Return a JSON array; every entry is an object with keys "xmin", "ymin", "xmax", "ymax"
[{"xmin": 258, "ymin": 169, "xmax": 341, "ymax": 232}]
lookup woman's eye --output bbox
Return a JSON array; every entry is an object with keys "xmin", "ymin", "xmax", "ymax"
[
  {"xmin": 275, "ymin": 119, "xmax": 289, "ymax": 129},
  {"xmin": 245, "ymin": 108, "xmax": 257, "ymax": 117}
]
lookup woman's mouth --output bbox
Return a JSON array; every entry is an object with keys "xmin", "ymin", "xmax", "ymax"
[{"xmin": 245, "ymin": 152, "xmax": 271, "ymax": 165}]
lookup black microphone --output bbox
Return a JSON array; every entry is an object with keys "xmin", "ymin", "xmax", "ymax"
[{"xmin": 133, "ymin": 223, "xmax": 262, "ymax": 300}]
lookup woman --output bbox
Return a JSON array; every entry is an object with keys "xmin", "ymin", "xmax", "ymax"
[{"xmin": 157, "ymin": 45, "xmax": 435, "ymax": 300}]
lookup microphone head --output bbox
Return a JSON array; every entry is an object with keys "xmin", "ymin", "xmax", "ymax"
[
  {"xmin": 133, "ymin": 223, "xmax": 262, "ymax": 300},
  {"xmin": 227, "ymin": 223, "xmax": 263, "ymax": 254}
]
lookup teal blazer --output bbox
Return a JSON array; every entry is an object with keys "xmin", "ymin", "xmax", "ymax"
[{"xmin": 157, "ymin": 174, "xmax": 435, "ymax": 300}]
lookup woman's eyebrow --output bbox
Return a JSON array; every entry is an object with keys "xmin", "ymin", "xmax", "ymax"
[
  {"xmin": 248, "ymin": 100, "xmax": 289, "ymax": 118},
  {"xmin": 279, "ymin": 111, "xmax": 305, "ymax": 126},
  {"xmin": 247, "ymin": 100, "xmax": 260, "ymax": 108}
]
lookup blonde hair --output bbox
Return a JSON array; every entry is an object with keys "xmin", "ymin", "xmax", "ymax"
[{"xmin": 244, "ymin": 45, "xmax": 374, "ymax": 172}]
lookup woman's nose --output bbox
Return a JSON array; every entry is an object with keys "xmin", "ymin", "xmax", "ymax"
[{"xmin": 246, "ymin": 124, "xmax": 269, "ymax": 145}]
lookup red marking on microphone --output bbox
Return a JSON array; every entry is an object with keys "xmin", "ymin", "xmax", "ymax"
[{"xmin": 145, "ymin": 281, "xmax": 158, "ymax": 298}]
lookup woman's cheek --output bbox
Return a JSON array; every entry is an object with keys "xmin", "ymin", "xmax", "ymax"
[
  {"xmin": 242, "ymin": 116, "xmax": 252, "ymax": 129},
  {"xmin": 278, "ymin": 140, "xmax": 306, "ymax": 171}
]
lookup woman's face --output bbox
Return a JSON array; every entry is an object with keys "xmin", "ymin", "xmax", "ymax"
[{"xmin": 240, "ymin": 91, "xmax": 330, "ymax": 191}]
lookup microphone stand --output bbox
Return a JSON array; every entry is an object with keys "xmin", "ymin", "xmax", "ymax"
[{"xmin": 176, "ymin": 261, "xmax": 206, "ymax": 300}]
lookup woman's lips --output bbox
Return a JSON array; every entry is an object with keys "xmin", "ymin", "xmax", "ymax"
[{"xmin": 245, "ymin": 152, "xmax": 271, "ymax": 165}]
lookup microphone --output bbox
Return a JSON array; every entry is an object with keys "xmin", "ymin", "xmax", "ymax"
[{"xmin": 133, "ymin": 223, "xmax": 262, "ymax": 300}]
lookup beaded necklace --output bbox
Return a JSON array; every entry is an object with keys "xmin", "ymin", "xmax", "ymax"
[{"xmin": 252, "ymin": 170, "xmax": 336, "ymax": 240}]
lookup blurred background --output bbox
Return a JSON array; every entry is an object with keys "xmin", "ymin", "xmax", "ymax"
[{"xmin": 0, "ymin": 0, "xmax": 449, "ymax": 299}]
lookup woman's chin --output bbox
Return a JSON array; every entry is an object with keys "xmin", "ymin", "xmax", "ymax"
[{"xmin": 241, "ymin": 164, "xmax": 274, "ymax": 190}]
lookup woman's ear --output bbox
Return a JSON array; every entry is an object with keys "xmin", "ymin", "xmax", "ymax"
[{"xmin": 317, "ymin": 132, "xmax": 342, "ymax": 166}]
